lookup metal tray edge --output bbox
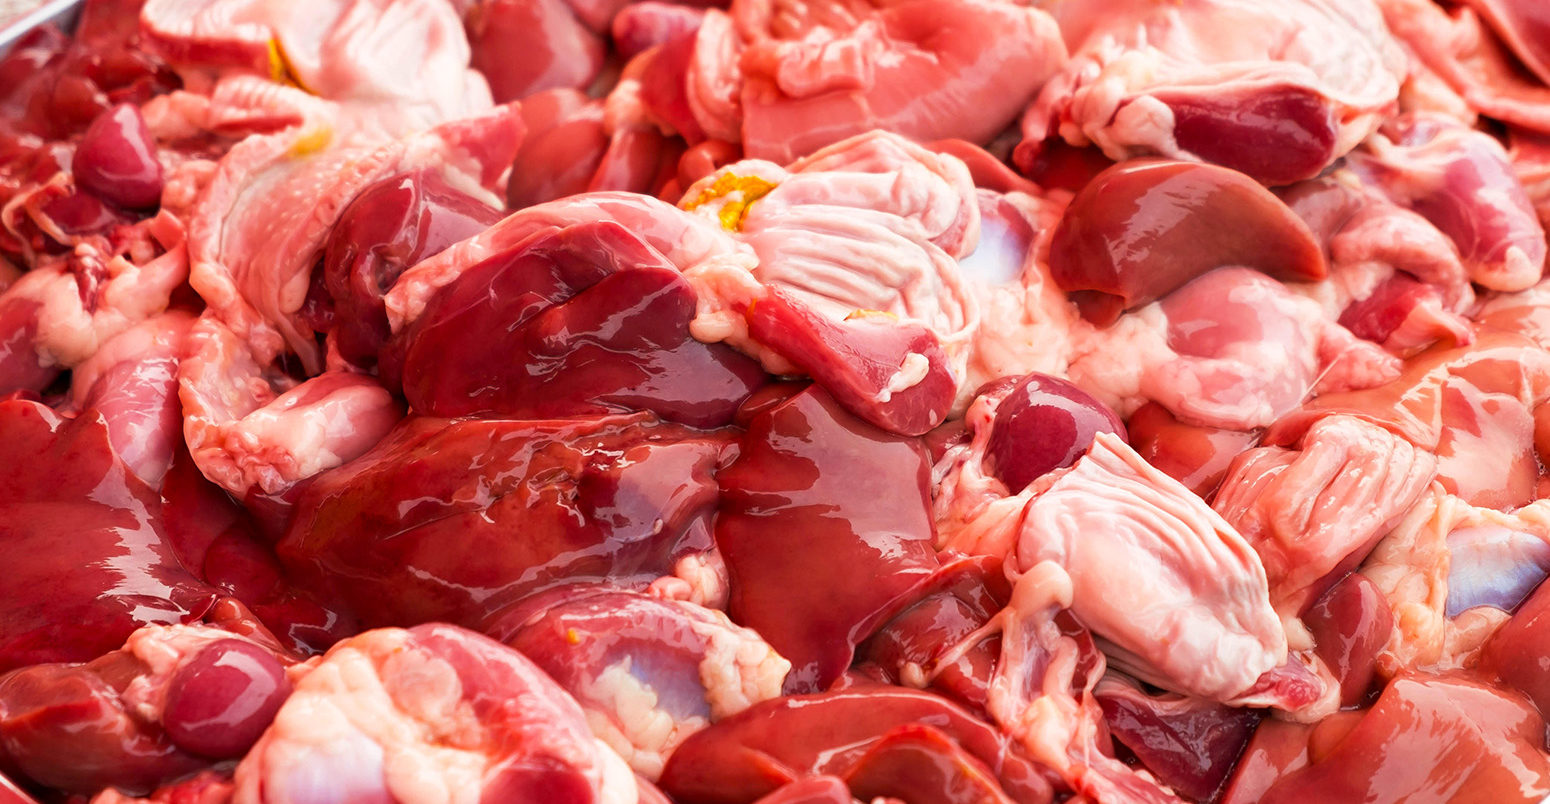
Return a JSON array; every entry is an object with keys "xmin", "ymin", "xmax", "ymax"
[{"xmin": 0, "ymin": 0, "xmax": 84, "ymax": 56}]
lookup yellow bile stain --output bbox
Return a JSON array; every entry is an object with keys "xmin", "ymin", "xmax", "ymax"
[{"xmin": 684, "ymin": 173, "xmax": 777, "ymax": 231}]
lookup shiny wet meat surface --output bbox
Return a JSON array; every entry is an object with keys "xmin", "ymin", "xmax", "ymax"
[{"xmin": 5, "ymin": 0, "xmax": 1550, "ymax": 802}]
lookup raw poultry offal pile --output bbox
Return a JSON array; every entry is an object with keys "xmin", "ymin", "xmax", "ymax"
[{"xmin": 5, "ymin": 0, "xmax": 1550, "ymax": 801}]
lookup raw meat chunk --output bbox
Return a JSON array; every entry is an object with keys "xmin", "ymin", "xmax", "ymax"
[
  {"xmin": 0, "ymin": 625, "xmax": 292, "ymax": 796},
  {"xmin": 278, "ymin": 413, "xmax": 731, "ymax": 629},
  {"xmin": 1019, "ymin": 0, "xmax": 1404, "ymax": 184},
  {"xmin": 715, "ymin": 385, "xmax": 939, "ymax": 692},
  {"xmin": 0, "ymin": 398, "xmax": 219, "ymax": 674},
  {"xmin": 229, "ymin": 624, "xmax": 638, "ymax": 804},
  {"xmin": 1347, "ymin": 113, "xmax": 1547, "ymax": 292},
  {"xmin": 489, "ymin": 586, "xmax": 789, "ymax": 779},
  {"xmin": 685, "ymin": 0, "xmax": 1067, "ymax": 163},
  {"xmin": 1214, "ymin": 415, "xmax": 1437, "ymax": 614}
]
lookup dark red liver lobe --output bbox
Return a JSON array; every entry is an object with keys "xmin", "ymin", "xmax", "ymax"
[
  {"xmin": 278, "ymin": 413, "xmax": 731, "ymax": 629},
  {"xmin": 715, "ymin": 386, "xmax": 941, "ymax": 692},
  {"xmin": 398, "ymin": 220, "xmax": 767, "ymax": 428},
  {"xmin": 0, "ymin": 399, "xmax": 217, "ymax": 674}
]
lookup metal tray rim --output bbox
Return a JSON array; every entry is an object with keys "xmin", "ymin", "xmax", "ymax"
[{"xmin": 0, "ymin": 0, "xmax": 84, "ymax": 56}]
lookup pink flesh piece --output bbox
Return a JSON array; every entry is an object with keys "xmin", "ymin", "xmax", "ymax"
[
  {"xmin": 613, "ymin": 3, "xmax": 704, "ymax": 60},
  {"xmin": 1218, "ymin": 719, "xmax": 1313, "ymax": 804},
  {"xmin": 1256, "ymin": 675, "xmax": 1550, "ymax": 804},
  {"xmin": 657, "ymin": 684, "xmax": 1053, "ymax": 804},
  {"xmin": 1348, "ymin": 115, "xmax": 1547, "ymax": 292},
  {"xmin": 1461, "ymin": 0, "xmax": 1550, "ymax": 85},
  {"xmin": 726, "ymin": 0, "xmax": 1065, "ymax": 164},
  {"xmin": 407, "ymin": 623, "xmax": 606, "ymax": 803},
  {"xmin": 1338, "ymin": 273, "xmax": 1450, "ymax": 345},
  {"xmin": 635, "ymin": 30, "xmax": 705, "ymax": 144},
  {"xmin": 745, "ymin": 289, "xmax": 955, "ymax": 437},
  {"xmin": 0, "ymin": 298, "xmax": 57, "ymax": 397},
  {"xmin": 465, "ymin": 0, "xmax": 604, "ymax": 103}
]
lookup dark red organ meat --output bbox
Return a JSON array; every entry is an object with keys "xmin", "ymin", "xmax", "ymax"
[
  {"xmin": 277, "ymin": 413, "xmax": 731, "ymax": 629},
  {"xmin": 1048, "ymin": 160, "xmax": 1327, "ymax": 326},
  {"xmin": 1094, "ymin": 677, "xmax": 1260, "ymax": 803},
  {"xmin": 322, "ymin": 169, "xmax": 502, "ymax": 369},
  {"xmin": 13, "ymin": 0, "xmax": 1550, "ymax": 801},
  {"xmin": 657, "ymin": 685, "xmax": 1055, "ymax": 804},
  {"xmin": 859, "ymin": 555, "xmax": 1008, "ymax": 716},
  {"xmin": 0, "ymin": 657, "xmax": 206, "ymax": 796},
  {"xmin": 72, "ymin": 102, "xmax": 162, "ymax": 209},
  {"xmin": 985, "ymin": 372, "xmax": 1126, "ymax": 493},
  {"xmin": 396, "ymin": 220, "xmax": 767, "ymax": 427},
  {"xmin": 0, "ymin": 399, "xmax": 217, "ymax": 673},
  {"xmin": 1250, "ymin": 675, "xmax": 1550, "ymax": 804},
  {"xmin": 715, "ymin": 386, "xmax": 941, "ymax": 693},
  {"xmin": 0, "ymin": 625, "xmax": 292, "ymax": 797}
]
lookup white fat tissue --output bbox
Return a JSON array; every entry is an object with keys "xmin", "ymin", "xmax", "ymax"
[
  {"xmin": 875, "ymin": 352, "xmax": 931, "ymax": 403},
  {"xmin": 647, "ymin": 551, "xmax": 731, "ymax": 611},
  {"xmin": 233, "ymin": 631, "xmax": 486, "ymax": 804},
  {"xmin": 933, "ymin": 387, "xmax": 1027, "ymax": 559},
  {"xmin": 581, "ymin": 660, "xmax": 692, "ymax": 781},
  {"xmin": 579, "ymin": 600, "xmax": 788, "ymax": 780},
  {"xmin": 1362, "ymin": 494, "xmax": 1550, "ymax": 675},
  {"xmin": 693, "ymin": 610, "xmax": 789, "ymax": 721},
  {"xmin": 679, "ymin": 131, "xmax": 983, "ymax": 382},
  {"xmin": 963, "ymin": 237, "xmax": 1080, "ymax": 393}
]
